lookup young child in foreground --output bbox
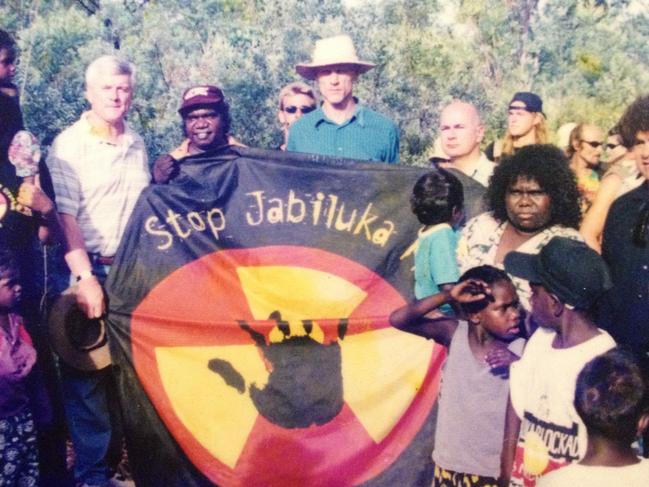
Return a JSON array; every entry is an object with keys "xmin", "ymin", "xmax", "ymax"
[
  {"xmin": 0, "ymin": 248, "xmax": 39, "ymax": 485},
  {"xmin": 390, "ymin": 265, "xmax": 525, "ymax": 487},
  {"xmin": 537, "ymin": 348, "xmax": 649, "ymax": 486},
  {"xmin": 409, "ymin": 169, "xmax": 464, "ymax": 302},
  {"xmin": 501, "ymin": 236, "xmax": 616, "ymax": 486}
]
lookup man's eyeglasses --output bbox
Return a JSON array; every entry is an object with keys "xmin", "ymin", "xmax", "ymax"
[
  {"xmin": 284, "ymin": 105, "xmax": 315, "ymax": 115},
  {"xmin": 582, "ymin": 140, "xmax": 603, "ymax": 148},
  {"xmin": 0, "ymin": 56, "xmax": 16, "ymax": 66}
]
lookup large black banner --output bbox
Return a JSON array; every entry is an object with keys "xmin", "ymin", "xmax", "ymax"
[{"xmin": 105, "ymin": 147, "xmax": 445, "ymax": 486}]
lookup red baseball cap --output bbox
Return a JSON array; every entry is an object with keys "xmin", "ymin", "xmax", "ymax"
[{"xmin": 178, "ymin": 85, "xmax": 225, "ymax": 116}]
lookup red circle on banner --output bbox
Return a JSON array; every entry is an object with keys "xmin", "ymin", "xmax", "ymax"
[{"xmin": 131, "ymin": 246, "xmax": 444, "ymax": 486}]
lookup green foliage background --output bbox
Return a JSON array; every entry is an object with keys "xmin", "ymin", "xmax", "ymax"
[{"xmin": 3, "ymin": 0, "xmax": 649, "ymax": 165}]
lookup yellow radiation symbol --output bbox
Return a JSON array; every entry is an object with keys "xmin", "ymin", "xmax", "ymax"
[
  {"xmin": 523, "ymin": 430, "xmax": 549, "ymax": 476},
  {"xmin": 153, "ymin": 264, "xmax": 434, "ymax": 468}
]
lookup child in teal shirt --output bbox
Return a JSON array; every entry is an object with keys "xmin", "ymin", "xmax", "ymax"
[{"xmin": 410, "ymin": 169, "xmax": 464, "ymax": 300}]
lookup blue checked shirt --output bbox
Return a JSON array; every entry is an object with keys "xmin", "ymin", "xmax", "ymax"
[{"xmin": 287, "ymin": 104, "xmax": 400, "ymax": 163}]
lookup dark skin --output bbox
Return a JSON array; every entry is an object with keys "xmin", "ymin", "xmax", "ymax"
[
  {"xmin": 390, "ymin": 279, "xmax": 521, "ymax": 375},
  {"xmin": 494, "ymin": 177, "xmax": 552, "ymax": 265},
  {"xmin": 152, "ymin": 107, "xmax": 229, "ymax": 184},
  {"xmin": 499, "ymin": 283, "xmax": 605, "ymax": 485},
  {"xmin": 501, "ymin": 410, "xmax": 649, "ymax": 485},
  {"xmin": 580, "ymin": 415, "xmax": 648, "ymax": 467},
  {"xmin": 0, "ymin": 269, "xmax": 20, "ymax": 330}
]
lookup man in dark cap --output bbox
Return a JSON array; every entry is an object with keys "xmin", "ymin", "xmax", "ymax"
[{"xmin": 153, "ymin": 85, "xmax": 241, "ymax": 184}]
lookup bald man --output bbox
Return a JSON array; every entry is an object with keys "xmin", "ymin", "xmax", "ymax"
[
  {"xmin": 438, "ymin": 101, "xmax": 494, "ymax": 187},
  {"xmin": 436, "ymin": 101, "xmax": 493, "ymax": 222}
]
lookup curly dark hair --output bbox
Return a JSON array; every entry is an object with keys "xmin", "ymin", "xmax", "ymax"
[
  {"xmin": 457, "ymin": 265, "xmax": 511, "ymax": 314},
  {"xmin": 618, "ymin": 95, "xmax": 649, "ymax": 149},
  {"xmin": 410, "ymin": 168, "xmax": 463, "ymax": 226},
  {"xmin": 575, "ymin": 348, "xmax": 649, "ymax": 443},
  {"xmin": 486, "ymin": 144, "xmax": 581, "ymax": 229}
]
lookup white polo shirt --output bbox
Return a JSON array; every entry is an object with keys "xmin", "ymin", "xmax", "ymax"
[{"xmin": 47, "ymin": 112, "xmax": 150, "ymax": 256}]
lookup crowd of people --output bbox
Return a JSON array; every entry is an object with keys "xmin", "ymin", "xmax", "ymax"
[{"xmin": 1, "ymin": 27, "xmax": 648, "ymax": 487}]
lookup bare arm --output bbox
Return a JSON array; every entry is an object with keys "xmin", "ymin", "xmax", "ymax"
[
  {"xmin": 16, "ymin": 176, "xmax": 62, "ymax": 244},
  {"xmin": 390, "ymin": 280, "xmax": 488, "ymax": 346},
  {"xmin": 390, "ymin": 289, "xmax": 456, "ymax": 345},
  {"xmin": 440, "ymin": 282, "xmax": 462, "ymax": 316},
  {"xmin": 580, "ymin": 173, "xmax": 622, "ymax": 254},
  {"xmin": 59, "ymin": 214, "xmax": 105, "ymax": 319},
  {"xmin": 499, "ymin": 395, "xmax": 521, "ymax": 486}
]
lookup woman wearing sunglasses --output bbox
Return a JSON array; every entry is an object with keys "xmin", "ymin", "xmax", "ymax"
[{"xmin": 277, "ymin": 82, "xmax": 316, "ymax": 151}]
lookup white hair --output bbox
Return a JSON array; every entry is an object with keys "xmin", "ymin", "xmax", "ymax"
[{"xmin": 85, "ymin": 55, "xmax": 136, "ymax": 88}]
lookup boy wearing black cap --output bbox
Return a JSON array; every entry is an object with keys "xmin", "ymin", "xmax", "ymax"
[{"xmin": 500, "ymin": 237, "xmax": 616, "ymax": 486}]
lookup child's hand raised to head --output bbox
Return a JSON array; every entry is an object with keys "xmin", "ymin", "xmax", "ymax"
[{"xmin": 449, "ymin": 279, "xmax": 492, "ymax": 304}]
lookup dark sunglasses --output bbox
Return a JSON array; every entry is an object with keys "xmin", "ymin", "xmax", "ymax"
[
  {"xmin": 582, "ymin": 140, "xmax": 603, "ymax": 148},
  {"xmin": 284, "ymin": 105, "xmax": 315, "ymax": 114},
  {"xmin": 607, "ymin": 143, "xmax": 621, "ymax": 150},
  {"xmin": 0, "ymin": 56, "xmax": 15, "ymax": 66}
]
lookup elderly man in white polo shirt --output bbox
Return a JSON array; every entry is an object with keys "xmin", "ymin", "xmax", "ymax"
[{"xmin": 46, "ymin": 54, "xmax": 149, "ymax": 487}]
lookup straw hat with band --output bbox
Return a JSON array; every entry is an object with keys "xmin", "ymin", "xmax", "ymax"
[
  {"xmin": 48, "ymin": 285, "xmax": 111, "ymax": 371},
  {"xmin": 295, "ymin": 35, "xmax": 375, "ymax": 80}
]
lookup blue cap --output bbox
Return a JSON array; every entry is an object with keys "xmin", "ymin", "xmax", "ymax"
[{"xmin": 509, "ymin": 92, "xmax": 544, "ymax": 116}]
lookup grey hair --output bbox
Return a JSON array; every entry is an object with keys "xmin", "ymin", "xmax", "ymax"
[{"xmin": 85, "ymin": 55, "xmax": 136, "ymax": 88}]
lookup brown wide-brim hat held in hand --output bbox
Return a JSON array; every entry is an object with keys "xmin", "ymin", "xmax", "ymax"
[{"xmin": 48, "ymin": 286, "xmax": 111, "ymax": 371}]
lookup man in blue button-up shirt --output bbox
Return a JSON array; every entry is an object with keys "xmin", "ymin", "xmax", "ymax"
[{"xmin": 287, "ymin": 35, "xmax": 399, "ymax": 163}]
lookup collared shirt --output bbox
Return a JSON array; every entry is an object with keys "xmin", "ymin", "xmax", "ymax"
[
  {"xmin": 601, "ymin": 182, "xmax": 649, "ymax": 353},
  {"xmin": 449, "ymin": 152, "xmax": 495, "ymax": 187},
  {"xmin": 286, "ymin": 104, "xmax": 400, "ymax": 163},
  {"xmin": 456, "ymin": 212, "xmax": 582, "ymax": 311},
  {"xmin": 46, "ymin": 112, "xmax": 150, "ymax": 256}
]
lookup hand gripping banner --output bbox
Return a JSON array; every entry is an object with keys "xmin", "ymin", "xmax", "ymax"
[{"xmin": 105, "ymin": 147, "xmax": 446, "ymax": 486}]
